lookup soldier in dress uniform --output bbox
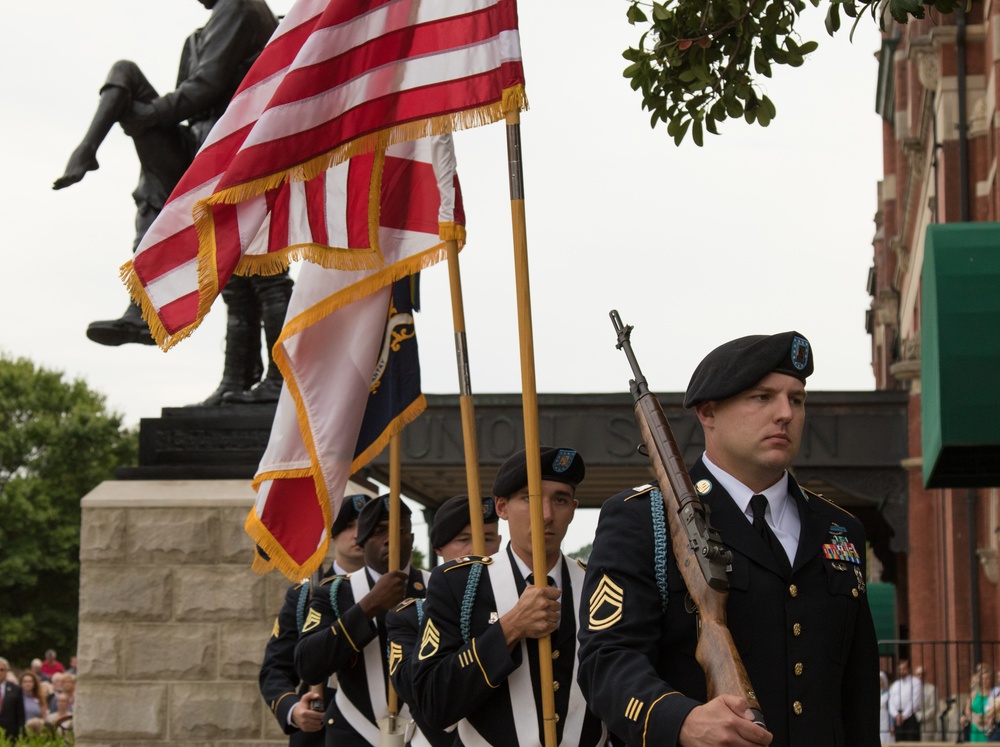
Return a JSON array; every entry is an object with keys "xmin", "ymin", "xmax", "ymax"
[
  {"xmin": 410, "ymin": 447, "xmax": 608, "ymax": 747},
  {"xmin": 259, "ymin": 494, "xmax": 370, "ymax": 746},
  {"xmin": 577, "ymin": 332, "xmax": 879, "ymax": 747},
  {"xmin": 295, "ymin": 496, "xmax": 430, "ymax": 746},
  {"xmin": 386, "ymin": 494, "xmax": 503, "ymax": 746}
]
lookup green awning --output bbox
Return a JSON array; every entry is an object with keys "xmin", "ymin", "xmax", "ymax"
[{"xmin": 921, "ymin": 223, "xmax": 1000, "ymax": 488}]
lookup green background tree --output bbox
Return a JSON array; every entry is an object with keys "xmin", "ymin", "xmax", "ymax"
[
  {"xmin": 624, "ymin": 0, "xmax": 963, "ymax": 144},
  {"xmin": 0, "ymin": 355, "xmax": 137, "ymax": 667}
]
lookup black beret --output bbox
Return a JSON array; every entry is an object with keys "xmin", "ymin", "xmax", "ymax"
[
  {"xmin": 331, "ymin": 494, "xmax": 371, "ymax": 538},
  {"xmin": 683, "ymin": 331, "xmax": 813, "ymax": 408},
  {"xmin": 492, "ymin": 446, "xmax": 585, "ymax": 498},
  {"xmin": 355, "ymin": 494, "xmax": 412, "ymax": 546},
  {"xmin": 430, "ymin": 494, "xmax": 499, "ymax": 549}
]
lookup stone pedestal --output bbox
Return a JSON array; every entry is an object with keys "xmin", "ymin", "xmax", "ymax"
[{"xmin": 76, "ymin": 480, "xmax": 289, "ymax": 746}]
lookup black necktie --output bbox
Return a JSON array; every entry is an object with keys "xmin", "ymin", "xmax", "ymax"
[{"xmin": 750, "ymin": 494, "xmax": 791, "ymax": 574}]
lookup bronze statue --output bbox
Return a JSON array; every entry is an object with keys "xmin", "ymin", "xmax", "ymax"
[{"xmin": 54, "ymin": 0, "xmax": 290, "ymax": 405}]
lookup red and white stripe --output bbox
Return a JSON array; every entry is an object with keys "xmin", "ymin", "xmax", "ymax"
[
  {"xmin": 123, "ymin": 0, "xmax": 523, "ymax": 349},
  {"xmin": 245, "ymin": 135, "xmax": 463, "ymax": 581}
]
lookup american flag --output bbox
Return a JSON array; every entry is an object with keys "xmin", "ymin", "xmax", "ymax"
[
  {"xmin": 121, "ymin": 0, "xmax": 525, "ymax": 350},
  {"xmin": 245, "ymin": 135, "xmax": 464, "ymax": 580}
]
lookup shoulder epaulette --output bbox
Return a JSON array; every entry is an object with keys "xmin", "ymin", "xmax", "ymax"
[
  {"xmin": 801, "ymin": 486, "xmax": 823, "ymax": 501},
  {"xmin": 623, "ymin": 483, "xmax": 657, "ymax": 502},
  {"xmin": 394, "ymin": 598, "xmax": 418, "ymax": 612},
  {"xmin": 444, "ymin": 555, "xmax": 493, "ymax": 572},
  {"xmin": 319, "ymin": 573, "xmax": 349, "ymax": 587},
  {"xmin": 812, "ymin": 491, "xmax": 858, "ymax": 519},
  {"xmin": 575, "ymin": 558, "xmax": 587, "ymax": 571}
]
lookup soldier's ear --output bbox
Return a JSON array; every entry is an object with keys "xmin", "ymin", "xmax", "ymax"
[
  {"xmin": 494, "ymin": 496, "xmax": 510, "ymax": 521},
  {"xmin": 695, "ymin": 401, "xmax": 716, "ymax": 428}
]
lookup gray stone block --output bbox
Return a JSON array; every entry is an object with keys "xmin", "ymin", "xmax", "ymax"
[
  {"xmin": 80, "ymin": 507, "xmax": 126, "ymax": 562},
  {"xmin": 171, "ymin": 683, "xmax": 261, "ymax": 740},
  {"xmin": 220, "ymin": 506, "xmax": 256, "ymax": 564},
  {"xmin": 127, "ymin": 508, "xmax": 220, "ymax": 564},
  {"xmin": 74, "ymin": 682, "xmax": 166, "ymax": 739},
  {"xmin": 76, "ymin": 623, "xmax": 122, "ymax": 679},
  {"xmin": 124, "ymin": 624, "xmax": 218, "ymax": 680},
  {"xmin": 80, "ymin": 565, "xmax": 171, "ymax": 622},
  {"xmin": 174, "ymin": 566, "xmax": 267, "ymax": 622},
  {"xmin": 220, "ymin": 624, "xmax": 270, "ymax": 680}
]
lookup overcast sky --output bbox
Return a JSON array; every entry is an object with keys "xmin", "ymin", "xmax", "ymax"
[{"xmin": 2, "ymin": 1, "xmax": 885, "ymax": 553}]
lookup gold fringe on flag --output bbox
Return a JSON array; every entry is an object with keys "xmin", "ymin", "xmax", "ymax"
[
  {"xmin": 235, "ymin": 244, "xmax": 384, "ymax": 277},
  {"xmin": 243, "ymin": 237, "xmax": 451, "ymax": 581},
  {"xmin": 350, "ymin": 395, "xmax": 426, "ymax": 473},
  {"xmin": 122, "ymin": 88, "xmax": 513, "ymax": 352},
  {"xmin": 118, "ymin": 259, "xmax": 194, "ymax": 352},
  {"xmin": 438, "ymin": 221, "xmax": 467, "ymax": 244},
  {"xmin": 250, "ymin": 551, "xmax": 273, "ymax": 576},
  {"xmin": 244, "ymin": 392, "xmax": 427, "ymax": 582},
  {"xmin": 274, "ymin": 240, "xmax": 454, "ymax": 343},
  {"xmin": 205, "ymin": 86, "xmax": 527, "ymax": 209}
]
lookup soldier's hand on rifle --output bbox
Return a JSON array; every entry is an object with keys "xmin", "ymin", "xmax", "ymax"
[
  {"xmin": 500, "ymin": 585, "xmax": 562, "ymax": 649},
  {"xmin": 678, "ymin": 694, "xmax": 773, "ymax": 746},
  {"xmin": 359, "ymin": 570, "xmax": 409, "ymax": 617},
  {"xmin": 290, "ymin": 691, "xmax": 324, "ymax": 732}
]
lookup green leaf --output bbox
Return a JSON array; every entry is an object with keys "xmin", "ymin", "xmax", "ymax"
[
  {"xmin": 825, "ymin": 3, "xmax": 841, "ymax": 34},
  {"xmin": 692, "ymin": 117, "xmax": 704, "ymax": 146},
  {"xmin": 652, "ymin": 2, "xmax": 670, "ymax": 20},
  {"xmin": 754, "ymin": 48, "xmax": 772, "ymax": 76},
  {"xmin": 626, "ymin": 4, "xmax": 648, "ymax": 24},
  {"xmin": 672, "ymin": 118, "xmax": 691, "ymax": 146},
  {"xmin": 623, "ymin": 62, "xmax": 643, "ymax": 78}
]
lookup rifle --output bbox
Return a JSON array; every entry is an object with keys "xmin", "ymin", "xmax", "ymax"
[{"xmin": 610, "ymin": 310, "xmax": 766, "ymax": 728}]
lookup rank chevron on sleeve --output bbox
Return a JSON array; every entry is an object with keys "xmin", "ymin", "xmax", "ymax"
[
  {"xmin": 388, "ymin": 642, "xmax": 403, "ymax": 676},
  {"xmin": 589, "ymin": 574, "xmax": 625, "ymax": 631},
  {"xmin": 418, "ymin": 618, "xmax": 441, "ymax": 660},
  {"xmin": 301, "ymin": 608, "xmax": 322, "ymax": 633}
]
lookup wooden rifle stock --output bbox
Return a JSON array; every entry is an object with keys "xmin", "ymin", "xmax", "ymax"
[{"xmin": 610, "ymin": 311, "xmax": 766, "ymax": 727}]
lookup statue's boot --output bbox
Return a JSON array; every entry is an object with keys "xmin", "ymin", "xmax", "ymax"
[
  {"xmin": 223, "ymin": 278, "xmax": 291, "ymax": 405},
  {"xmin": 198, "ymin": 301, "xmax": 264, "ymax": 407},
  {"xmin": 86, "ymin": 301, "xmax": 156, "ymax": 346}
]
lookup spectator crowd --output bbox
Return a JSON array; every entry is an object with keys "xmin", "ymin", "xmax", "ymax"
[
  {"xmin": 879, "ymin": 658, "xmax": 1000, "ymax": 743},
  {"xmin": 0, "ymin": 649, "xmax": 75, "ymax": 742}
]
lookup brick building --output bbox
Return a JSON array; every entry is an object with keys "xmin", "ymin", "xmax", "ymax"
[{"xmin": 868, "ymin": 0, "xmax": 1000, "ymax": 682}]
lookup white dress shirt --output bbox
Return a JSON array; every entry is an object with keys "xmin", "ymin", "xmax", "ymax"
[{"xmin": 702, "ymin": 452, "xmax": 801, "ymax": 564}]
